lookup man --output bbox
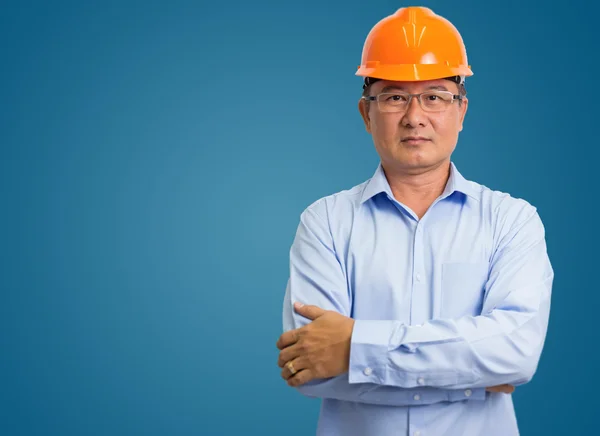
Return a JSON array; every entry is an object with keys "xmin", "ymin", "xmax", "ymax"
[{"xmin": 276, "ymin": 6, "xmax": 553, "ymax": 436}]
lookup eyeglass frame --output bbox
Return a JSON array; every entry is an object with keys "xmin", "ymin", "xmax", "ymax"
[{"xmin": 361, "ymin": 90, "xmax": 464, "ymax": 113}]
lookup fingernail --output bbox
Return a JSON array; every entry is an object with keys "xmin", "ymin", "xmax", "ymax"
[{"xmin": 294, "ymin": 302, "xmax": 304, "ymax": 309}]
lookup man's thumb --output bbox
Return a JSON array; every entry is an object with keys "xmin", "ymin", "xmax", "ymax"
[{"xmin": 294, "ymin": 302, "xmax": 326, "ymax": 320}]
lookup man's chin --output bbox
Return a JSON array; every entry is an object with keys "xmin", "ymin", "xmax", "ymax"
[{"xmin": 384, "ymin": 155, "xmax": 449, "ymax": 173}]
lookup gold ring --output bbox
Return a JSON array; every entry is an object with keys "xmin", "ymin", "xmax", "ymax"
[{"xmin": 287, "ymin": 361, "xmax": 297, "ymax": 375}]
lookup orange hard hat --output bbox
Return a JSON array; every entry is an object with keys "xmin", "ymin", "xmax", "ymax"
[{"xmin": 356, "ymin": 7, "xmax": 473, "ymax": 85}]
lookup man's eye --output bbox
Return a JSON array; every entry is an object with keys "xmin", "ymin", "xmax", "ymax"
[{"xmin": 386, "ymin": 95, "xmax": 407, "ymax": 102}]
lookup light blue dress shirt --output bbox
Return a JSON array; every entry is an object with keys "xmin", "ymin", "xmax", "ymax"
[{"xmin": 282, "ymin": 161, "xmax": 553, "ymax": 436}]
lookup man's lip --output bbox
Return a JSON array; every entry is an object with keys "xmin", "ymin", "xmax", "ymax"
[{"xmin": 401, "ymin": 137, "xmax": 430, "ymax": 142}]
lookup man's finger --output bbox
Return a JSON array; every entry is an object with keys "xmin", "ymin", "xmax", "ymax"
[
  {"xmin": 280, "ymin": 357, "xmax": 306, "ymax": 380},
  {"xmin": 287, "ymin": 368, "xmax": 315, "ymax": 387},
  {"xmin": 278, "ymin": 343, "xmax": 302, "ymax": 368},
  {"xmin": 276, "ymin": 329, "xmax": 299, "ymax": 350},
  {"xmin": 486, "ymin": 384, "xmax": 515, "ymax": 394},
  {"xmin": 294, "ymin": 302, "xmax": 327, "ymax": 320},
  {"xmin": 502, "ymin": 385, "xmax": 515, "ymax": 393}
]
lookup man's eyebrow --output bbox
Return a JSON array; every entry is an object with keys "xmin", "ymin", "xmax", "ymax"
[{"xmin": 380, "ymin": 85, "xmax": 450, "ymax": 92}]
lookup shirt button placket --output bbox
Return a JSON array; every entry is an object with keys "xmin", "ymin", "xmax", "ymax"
[
  {"xmin": 411, "ymin": 222, "xmax": 428, "ymax": 325},
  {"xmin": 410, "ymin": 223, "xmax": 428, "ymax": 436}
]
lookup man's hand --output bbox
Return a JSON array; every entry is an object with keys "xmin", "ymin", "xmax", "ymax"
[
  {"xmin": 276, "ymin": 303, "xmax": 354, "ymax": 387},
  {"xmin": 486, "ymin": 384, "xmax": 515, "ymax": 394}
]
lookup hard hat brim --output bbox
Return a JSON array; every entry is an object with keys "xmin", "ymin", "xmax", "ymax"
[{"xmin": 356, "ymin": 63, "xmax": 473, "ymax": 82}]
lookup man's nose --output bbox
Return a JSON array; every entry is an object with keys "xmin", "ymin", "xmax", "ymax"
[{"xmin": 401, "ymin": 96, "xmax": 427, "ymax": 127}]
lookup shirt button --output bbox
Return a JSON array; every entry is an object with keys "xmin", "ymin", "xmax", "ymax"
[
  {"xmin": 417, "ymin": 377, "xmax": 425, "ymax": 385},
  {"xmin": 414, "ymin": 431, "xmax": 421, "ymax": 436},
  {"xmin": 413, "ymin": 394, "xmax": 421, "ymax": 401},
  {"xmin": 464, "ymin": 389, "xmax": 472, "ymax": 397},
  {"xmin": 363, "ymin": 367, "xmax": 372, "ymax": 376},
  {"xmin": 415, "ymin": 273, "xmax": 421, "ymax": 282}
]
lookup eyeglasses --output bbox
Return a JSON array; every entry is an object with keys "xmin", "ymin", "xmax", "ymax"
[{"xmin": 362, "ymin": 90, "xmax": 463, "ymax": 113}]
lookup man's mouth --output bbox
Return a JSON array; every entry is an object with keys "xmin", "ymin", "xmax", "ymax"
[{"xmin": 401, "ymin": 136, "xmax": 431, "ymax": 144}]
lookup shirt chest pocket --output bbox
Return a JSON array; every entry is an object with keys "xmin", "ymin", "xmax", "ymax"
[{"xmin": 441, "ymin": 262, "xmax": 489, "ymax": 319}]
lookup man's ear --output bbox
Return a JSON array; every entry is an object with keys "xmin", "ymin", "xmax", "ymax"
[
  {"xmin": 358, "ymin": 98, "xmax": 371, "ymax": 134},
  {"xmin": 458, "ymin": 96, "xmax": 468, "ymax": 132}
]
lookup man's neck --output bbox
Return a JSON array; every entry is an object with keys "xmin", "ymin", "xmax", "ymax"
[{"xmin": 382, "ymin": 160, "xmax": 451, "ymax": 217}]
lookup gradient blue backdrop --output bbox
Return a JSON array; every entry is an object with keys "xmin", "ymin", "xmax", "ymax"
[{"xmin": 1, "ymin": 0, "xmax": 597, "ymax": 434}]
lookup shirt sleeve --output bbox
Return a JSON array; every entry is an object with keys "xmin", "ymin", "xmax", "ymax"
[
  {"xmin": 349, "ymin": 205, "xmax": 554, "ymax": 390},
  {"xmin": 282, "ymin": 205, "xmax": 486, "ymax": 404}
]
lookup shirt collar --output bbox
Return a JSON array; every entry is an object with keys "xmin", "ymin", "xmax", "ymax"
[{"xmin": 360, "ymin": 161, "xmax": 479, "ymax": 204}]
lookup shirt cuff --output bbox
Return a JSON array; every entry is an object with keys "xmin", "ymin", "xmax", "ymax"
[
  {"xmin": 348, "ymin": 320, "xmax": 395, "ymax": 385},
  {"xmin": 447, "ymin": 388, "xmax": 486, "ymax": 401}
]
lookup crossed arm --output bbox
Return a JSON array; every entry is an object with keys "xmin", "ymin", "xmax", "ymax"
[{"xmin": 276, "ymin": 205, "xmax": 553, "ymax": 406}]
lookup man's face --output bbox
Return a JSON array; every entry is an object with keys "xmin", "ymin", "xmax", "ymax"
[{"xmin": 358, "ymin": 78, "xmax": 468, "ymax": 173}]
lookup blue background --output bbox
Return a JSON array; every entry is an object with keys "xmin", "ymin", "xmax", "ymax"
[{"xmin": 1, "ymin": 0, "xmax": 596, "ymax": 434}]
